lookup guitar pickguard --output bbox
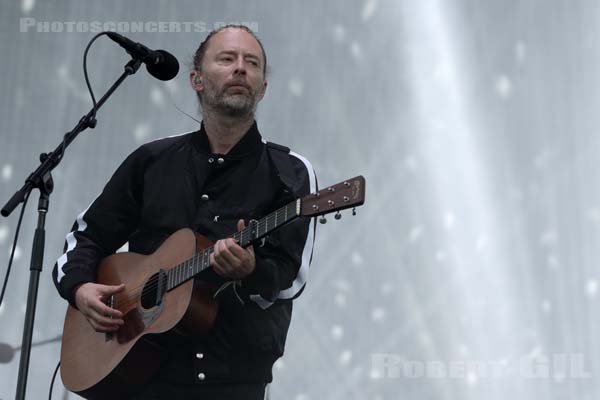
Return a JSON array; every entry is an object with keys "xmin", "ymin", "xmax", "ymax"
[{"xmin": 116, "ymin": 302, "xmax": 164, "ymax": 344}]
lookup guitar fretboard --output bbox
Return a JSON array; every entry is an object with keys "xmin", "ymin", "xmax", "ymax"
[{"xmin": 165, "ymin": 199, "xmax": 300, "ymax": 291}]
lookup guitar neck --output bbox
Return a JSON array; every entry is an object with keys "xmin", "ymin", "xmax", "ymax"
[{"xmin": 165, "ymin": 199, "xmax": 301, "ymax": 291}]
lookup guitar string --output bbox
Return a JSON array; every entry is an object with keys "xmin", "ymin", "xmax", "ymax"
[
  {"xmin": 110, "ymin": 240, "xmax": 216, "ymax": 310},
  {"xmin": 113, "ymin": 199, "xmax": 324, "ymax": 309},
  {"xmin": 116, "ymin": 219, "xmax": 254, "ymax": 306},
  {"xmin": 114, "ymin": 203, "xmax": 298, "ymax": 309},
  {"xmin": 110, "ymin": 207, "xmax": 294, "ymax": 310},
  {"xmin": 111, "ymin": 198, "xmax": 334, "ymax": 310}
]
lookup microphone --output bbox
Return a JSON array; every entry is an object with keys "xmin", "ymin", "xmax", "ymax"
[{"xmin": 106, "ymin": 32, "xmax": 179, "ymax": 81}]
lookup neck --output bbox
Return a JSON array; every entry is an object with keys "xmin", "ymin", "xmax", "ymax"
[{"xmin": 202, "ymin": 111, "xmax": 255, "ymax": 155}]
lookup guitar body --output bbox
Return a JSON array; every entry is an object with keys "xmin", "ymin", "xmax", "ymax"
[{"xmin": 60, "ymin": 228, "xmax": 218, "ymax": 399}]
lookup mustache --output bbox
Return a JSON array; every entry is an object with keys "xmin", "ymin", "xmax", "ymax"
[{"xmin": 224, "ymin": 81, "xmax": 252, "ymax": 91}]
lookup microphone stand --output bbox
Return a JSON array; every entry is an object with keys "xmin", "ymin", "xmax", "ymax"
[{"xmin": 1, "ymin": 56, "xmax": 143, "ymax": 400}]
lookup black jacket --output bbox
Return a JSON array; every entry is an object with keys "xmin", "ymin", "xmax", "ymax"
[{"xmin": 52, "ymin": 122, "xmax": 317, "ymax": 384}]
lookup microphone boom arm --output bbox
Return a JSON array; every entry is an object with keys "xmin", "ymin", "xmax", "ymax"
[{"xmin": 1, "ymin": 57, "xmax": 142, "ymax": 217}]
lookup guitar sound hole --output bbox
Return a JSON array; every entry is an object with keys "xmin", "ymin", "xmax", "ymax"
[{"xmin": 140, "ymin": 272, "xmax": 164, "ymax": 309}]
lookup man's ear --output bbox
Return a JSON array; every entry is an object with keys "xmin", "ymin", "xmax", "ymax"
[
  {"xmin": 190, "ymin": 71, "xmax": 204, "ymax": 91},
  {"xmin": 258, "ymin": 80, "xmax": 268, "ymax": 100}
]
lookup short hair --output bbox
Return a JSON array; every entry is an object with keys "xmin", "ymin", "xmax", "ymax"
[{"xmin": 192, "ymin": 24, "xmax": 267, "ymax": 76}]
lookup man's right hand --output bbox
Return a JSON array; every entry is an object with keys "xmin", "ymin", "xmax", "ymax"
[{"xmin": 74, "ymin": 282, "xmax": 125, "ymax": 333}]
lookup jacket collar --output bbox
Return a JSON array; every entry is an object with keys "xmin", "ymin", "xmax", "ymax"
[{"xmin": 192, "ymin": 120, "xmax": 262, "ymax": 159}]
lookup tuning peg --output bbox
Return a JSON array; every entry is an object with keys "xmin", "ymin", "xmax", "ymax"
[
  {"xmin": 319, "ymin": 215, "xmax": 327, "ymax": 224},
  {"xmin": 352, "ymin": 207, "xmax": 357, "ymax": 216},
  {"xmin": 334, "ymin": 211, "xmax": 342, "ymax": 220}
]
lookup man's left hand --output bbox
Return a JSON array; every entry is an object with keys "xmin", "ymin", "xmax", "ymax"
[{"xmin": 211, "ymin": 219, "xmax": 256, "ymax": 279}]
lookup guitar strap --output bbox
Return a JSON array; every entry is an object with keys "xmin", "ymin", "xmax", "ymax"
[{"xmin": 265, "ymin": 141, "xmax": 303, "ymax": 197}]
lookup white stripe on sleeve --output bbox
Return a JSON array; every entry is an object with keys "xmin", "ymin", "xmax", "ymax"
[
  {"xmin": 56, "ymin": 206, "xmax": 89, "ymax": 283},
  {"xmin": 276, "ymin": 151, "xmax": 316, "ymax": 300}
]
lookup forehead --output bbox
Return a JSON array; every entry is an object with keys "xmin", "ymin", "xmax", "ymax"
[{"xmin": 205, "ymin": 28, "xmax": 263, "ymax": 58}]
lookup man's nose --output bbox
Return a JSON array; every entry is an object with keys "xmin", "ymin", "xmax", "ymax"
[{"xmin": 233, "ymin": 57, "xmax": 247, "ymax": 75}]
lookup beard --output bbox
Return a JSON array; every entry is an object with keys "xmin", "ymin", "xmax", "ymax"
[{"xmin": 200, "ymin": 78, "xmax": 261, "ymax": 118}]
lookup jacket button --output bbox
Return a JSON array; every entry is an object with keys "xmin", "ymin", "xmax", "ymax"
[
  {"xmin": 196, "ymin": 352, "xmax": 204, "ymax": 359},
  {"xmin": 198, "ymin": 372, "xmax": 206, "ymax": 380},
  {"xmin": 201, "ymin": 194, "xmax": 209, "ymax": 201},
  {"xmin": 217, "ymin": 157, "xmax": 225, "ymax": 164}
]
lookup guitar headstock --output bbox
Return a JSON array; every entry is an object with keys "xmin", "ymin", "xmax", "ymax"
[{"xmin": 301, "ymin": 175, "xmax": 366, "ymax": 218}]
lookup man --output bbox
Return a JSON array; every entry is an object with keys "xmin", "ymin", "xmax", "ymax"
[{"xmin": 52, "ymin": 25, "xmax": 316, "ymax": 399}]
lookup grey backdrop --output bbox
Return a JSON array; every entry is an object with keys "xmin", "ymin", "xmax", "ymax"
[{"xmin": 1, "ymin": 0, "xmax": 600, "ymax": 399}]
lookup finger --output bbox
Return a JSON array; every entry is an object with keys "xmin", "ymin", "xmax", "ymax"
[
  {"xmin": 214, "ymin": 240, "xmax": 230, "ymax": 262},
  {"xmin": 213, "ymin": 241, "xmax": 222, "ymax": 259},
  {"xmin": 228, "ymin": 243, "xmax": 250, "ymax": 261},
  {"xmin": 237, "ymin": 219, "xmax": 246, "ymax": 231},
  {"xmin": 88, "ymin": 303, "xmax": 124, "ymax": 324},
  {"xmin": 90, "ymin": 299, "xmax": 124, "ymax": 319},
  {"xmin": 88, "ymin": 308, "xmax": 124, "ymax": 328},
  {"xmin": 211, "ymin": 259, "xmax": 226, "ymax": 276},
  {"xmin": 216, "ymin": 241, "xmax": 242, "ymax": 267},
  {"xmin": 90, "ymin": 320, "xmax": 120, "ymax": 333},
  {"xmin": 85, "ymin": 313, "xmax": 121, "ymax": 333},
  {"xmin": 100, "ymin": 283, "xmax": 126, "ymax": 295},
  {"xmin": 211, "ymin": 251, "xmax": 226, "ymax": 272}
]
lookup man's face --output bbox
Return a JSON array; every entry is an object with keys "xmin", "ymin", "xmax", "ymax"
[{"xmin": 193, "ymin": 28, "xmax": 267, "ymax": 117}]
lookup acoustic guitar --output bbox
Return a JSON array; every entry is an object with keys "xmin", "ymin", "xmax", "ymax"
[{"xmin": 60, "ymin": 176, "xmax": 366, "ymax": 399}]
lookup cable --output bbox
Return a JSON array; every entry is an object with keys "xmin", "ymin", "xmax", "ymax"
[
  {"xmin": 53, "ymin": 32, "xmax": 108, "ymax": 167},
  {"xmin": 165, "ymin": 81, "xmax": 201, "ymax": 124},
  {"xmin": 48, "ymin": 361, "xmax": 60, "ymax": 400},
  {"xmin": 83, "ymin": 32, "xmax": 107, "ymax": 120},
  {"xmin": 0, "ymin": 191, "xmax": 30, "ymax": 309}
]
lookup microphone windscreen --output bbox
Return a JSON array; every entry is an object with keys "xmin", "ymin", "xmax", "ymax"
[{"xmin": 147, "ymin": 50, "xmax": 179, "ymax": 81}]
